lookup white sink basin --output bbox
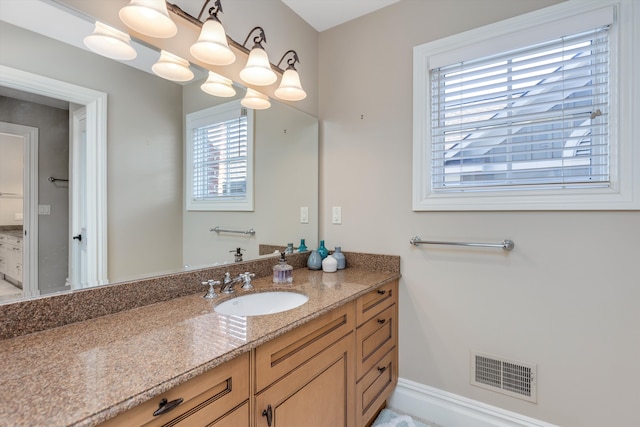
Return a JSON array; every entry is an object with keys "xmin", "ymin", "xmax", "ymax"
[{"xmin": 214, "ymin": 291, "xmax": 309, "ymax": 316}]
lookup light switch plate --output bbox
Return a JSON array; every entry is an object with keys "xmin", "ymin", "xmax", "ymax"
[
  {"xmin": 38, "ymin": 205, "xmax": 51, "ymax": 215},
  {"xmin": 332, "ymin": 206, "xmax": 342, "ymax": 225},
  {"xmin": 300, "ymin": 206, "xmax": 309, "ymax": 224}
]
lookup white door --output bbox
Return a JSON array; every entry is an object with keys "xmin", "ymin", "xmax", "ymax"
[{"xmin": 69, "ymin": 107, "xmax": 88, "ymax": 289}]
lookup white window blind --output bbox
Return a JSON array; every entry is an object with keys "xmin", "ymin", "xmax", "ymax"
[
  {"xmin": 430, "ymin": 27, "xmax": 610, "ymax": 192},
  {"xmin": 192, "ymin": 109, "xmax": 248, "ymax": 201},
  {"xmin": 186, "ymin": 101, "xmax": 254, "ymax": 211}
]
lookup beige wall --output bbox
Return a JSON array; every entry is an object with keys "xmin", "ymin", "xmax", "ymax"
[{"xmin": 319, "ymin": 1, "xmax": 639, "ymax": 426}]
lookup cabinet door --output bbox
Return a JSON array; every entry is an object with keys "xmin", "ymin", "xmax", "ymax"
[{"xmin": 254, "ymin": 333, "xmax": 355, "ymax": 427}]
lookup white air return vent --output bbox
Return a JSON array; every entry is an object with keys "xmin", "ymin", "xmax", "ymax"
[{"xmin": 471, "ymin": 351, "xmax": 537, "ymax": 403}]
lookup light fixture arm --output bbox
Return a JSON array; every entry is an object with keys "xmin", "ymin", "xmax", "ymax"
[
  {"xmin": 276, "ymin": 50, "xmax": 300, "ymax": 70},
  {"xmin": 242, "ymin": 26, "xmax": 267, "ymax": 49},
  {"xmin": 196, "ymin": 0, "xmax": 222, "ymax": 21}
]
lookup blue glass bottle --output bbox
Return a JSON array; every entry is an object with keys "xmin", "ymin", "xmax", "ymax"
[
  {"xmin": 317, "ymin": 240, "xmax": 329, "ymax": 259},
  {"xmin": 307, "ymin": 250, "xmax": 322, "ymax": 270},
  {"xmin": 298, "ymin": 238, "xmax": 307, "ymax": 252},
  {"xmin": 333, "ymin": 246, "xmax": 346, "ymax": 270}
]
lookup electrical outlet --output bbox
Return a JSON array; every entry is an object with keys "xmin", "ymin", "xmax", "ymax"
[
  {"xmin": 300, "ymin": 206, "xmax": 309, "ymax": 224},
  {"xmin": 15, "ymin": 213, "xmax": 23, "ymax": 221},
  {"xmin": 38, "ymin": 205, "xmax": 51, "ymax": 215},
  {"xmin": 332, "ymin": 206, "xmax": 342, "ymax": 225}
]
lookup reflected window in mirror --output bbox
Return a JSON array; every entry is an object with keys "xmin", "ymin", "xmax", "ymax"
[{"xmin": 186, "ymin": 101, "xmax": 254, "ymax": 211}]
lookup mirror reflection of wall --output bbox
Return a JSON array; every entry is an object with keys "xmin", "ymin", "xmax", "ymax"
[{"xmin": 0, "ymin": 2, "xmax": 318, "ymax": 303}]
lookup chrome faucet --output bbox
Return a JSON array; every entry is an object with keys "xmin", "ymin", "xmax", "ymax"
[{"xmin": 221, "ymin": 272, "xmax": 242, "ymax": 294}]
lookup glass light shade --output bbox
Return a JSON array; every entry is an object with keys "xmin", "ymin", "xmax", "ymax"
[
  {"xmin": 84, "ymin": 22, "xmax": 137, "ymax": 61},
  {"xmin": 119, "ymin": 0, "xmax": 177, "ymax": 38},
  {"xmin": 190, "ymin": 19, "xmax": 235, "ymax": 66},
  {"xmin": 152, "ymin": 50, "xmax": 194, "ymax": 82},
  {"xmin": 241, "ymin": 88, "xmax": 271, "ymax": 110},
  {"xmin": 275, "ymin": 69, "xmax": 307, "ymax": 101},
  {"xmin": 239, "ymin": 47, "xmax": 277, "ymax": 86},
  {"xmin": 201, "ymin": 71, "xmax": 236, "ymax": 97}
]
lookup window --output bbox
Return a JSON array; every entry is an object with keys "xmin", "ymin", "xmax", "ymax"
[
  {"xmin": 413, "ymin": 0, "xmax": 640, "ymax": 210},
  {"xmin": 186, "ymin": 101, "xmax": 254, "ymax": 211}
]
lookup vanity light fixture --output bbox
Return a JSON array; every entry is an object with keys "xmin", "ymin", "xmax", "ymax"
[
  {"xmin": 274, "ymin": 50, "xmax": 307, "ymax": 101},
  {"xmin": 83, "ymin": 22, "xmax": 137, "ymax": 61},
  {"xmin": 241, "ymin": 88, "xmax": 271, "ymax": 110},
  {"xmin": 190, "ymin": 0, "xmax": 235, "ymax": 66},
  {"xmin": 119, "ymin": 0, "xmax": 177, "ymax": 38},
  {"xmin": 201, "ymin": 71, "xmax": 236, "ymax": 97},
  {"xmin": 152, "ymin": 50, "xmax": 194, "ymax": 82},
  {"xmin": 239, "ymin": 27, "xmax": 277, "ymax": 86}
]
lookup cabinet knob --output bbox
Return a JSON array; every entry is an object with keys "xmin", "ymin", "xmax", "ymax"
[
  {"xmin": 377, "ymin": 366, "xmax": 387, "ymax": 374},
  {"xmin": 152, "ymin": 397, "xmax": 183, "ymax": 417},
  {"xmin": 377, "ymin": 318, "xmax": 386, "ymax": 324},
  {"xmin": 377, "ymin": 289, "xmax": 386, "ymax": 295}
]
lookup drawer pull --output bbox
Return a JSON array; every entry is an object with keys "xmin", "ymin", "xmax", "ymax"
[
  {"xmin": 377, "ymin": 318, "xmax": 386, "ymax": 324},
  {"xmin": 377, "ymin": 289, "xmax": 386, "ymax": 295},
  {"xmin": 377, "ymin": 366, "xmax": 387, "ymax": 374},
  {"xmin": 152, "ymin": 397, "xmax": 184, "ymax": 417},
  {"xmin": 262, "ymin": 404, "xmax": 273, "ymax": 427}
]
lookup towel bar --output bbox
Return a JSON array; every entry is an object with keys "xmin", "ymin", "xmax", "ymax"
[{"xmin": 410, "ymin": 236, "xmax": 514, "ymax": 251}]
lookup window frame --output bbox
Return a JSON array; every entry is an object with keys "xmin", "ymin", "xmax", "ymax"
[
  {"xmin": 412, "ymin": 0, "xmax": 640, "ymax": 211},
  {"xmin": 185, "ymin": 100, "xmax": 255, "ymax": 211}
]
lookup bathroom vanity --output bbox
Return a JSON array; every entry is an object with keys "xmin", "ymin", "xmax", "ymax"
[{"xmin": 0, "ymin": 256, "xmax": 399, "ymax": 427}]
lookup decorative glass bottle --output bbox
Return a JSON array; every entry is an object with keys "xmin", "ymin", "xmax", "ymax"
[
  {"xmin": 317, "ymin": 240, "xmax": 329, "ymax": 259},
  {"xmin": 298, "ymin": 238, "xmax": 307, "ymax": 252},
  {"xmin": 307, "ymin": 250, "xmax": 322, "ymax": 270},
  {"xmin": 333, "ymin": 246, "xmax": 346, "ymax": 270}
]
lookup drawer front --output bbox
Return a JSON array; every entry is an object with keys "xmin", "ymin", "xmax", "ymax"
[
  {"xmin": 254, "ymin": 301, "xmax": 355, "ymax": 393},
  {"xmin": 355, "ymin": 280, "xmax": 397, "ymax": 325},
  {"xmin": 356, "ymin": 304, "xmax": 396, "ymax": 380},
  {"xmin": 355, "ymin": 348, "xmax": 398, "ymax": 427},
  {"xmin": 99, "ymin": 353, "xmax": 249, "ymax": 427},
  {"xmin": 174, "ymin": 401, "xmax": 248, "ymax": 427}
]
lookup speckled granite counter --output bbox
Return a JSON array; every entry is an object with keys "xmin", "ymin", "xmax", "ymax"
[{"xmin": 0, "ymin": 267, "xmax": 399, "ymax": 427}]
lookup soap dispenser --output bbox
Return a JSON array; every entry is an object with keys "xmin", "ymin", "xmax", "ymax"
[
  {"xmin": 273, "ymin": 252, "xmax": 293, "ymax": 284},
  {"xmin": 230, "ymin": 247, "xmax": 245, "ymax": 262}
]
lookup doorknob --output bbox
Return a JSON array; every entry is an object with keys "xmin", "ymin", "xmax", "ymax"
[{"xmin": 73, "ymin": 234, "xmax": 82, "ymax": 242}]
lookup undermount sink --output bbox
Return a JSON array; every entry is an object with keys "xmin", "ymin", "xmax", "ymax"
[{"xmin": 214, "ymin": 291, "xmax": 309, "ymax": 316}]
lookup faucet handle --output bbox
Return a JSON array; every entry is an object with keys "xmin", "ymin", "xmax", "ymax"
[
  {"xmin": 202, "ymin": 279, "xmax": 220, "ymax": 299},
  {"xmin": 241, "ymin": 272, "xmax": 256, "ymax": 289}
]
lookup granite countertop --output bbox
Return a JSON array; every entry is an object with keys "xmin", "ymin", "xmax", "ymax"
[{"xmin": 0, "ymin": 267, "xmax": 399, "ymax": 427}]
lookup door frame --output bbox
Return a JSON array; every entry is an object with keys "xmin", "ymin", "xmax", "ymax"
[{"xmin": 0, "ymin": 65, "xmax": 108, "ymax": 288}]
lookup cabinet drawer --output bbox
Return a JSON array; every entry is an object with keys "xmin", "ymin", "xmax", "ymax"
[
  {"xmin": 356, "ymin": 348, "xmax": 398, "ymax": 427},
  {"xmin": 356, "ymin": 304, "xmax": 396, "ymax": 380},
  {"xmin": 254, "ymin": 301, "xmax": 355, "ymax": 393},
  {"xmin": 99, "ymin": 353, "xmax": 249, "ymax": 427},
  {"xmin": 356, "ymin": 281, "xmax": 397, "ymax": 325}
]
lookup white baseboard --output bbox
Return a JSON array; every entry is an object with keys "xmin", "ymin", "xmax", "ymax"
[{"xmin": 388, "ymin": 378, "xmax": 559, "ymax": 427}]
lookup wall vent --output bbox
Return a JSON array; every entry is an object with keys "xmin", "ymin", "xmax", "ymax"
[{"xmin": 471, "ymin": 351, "xmax": 537, "ymax": 403}]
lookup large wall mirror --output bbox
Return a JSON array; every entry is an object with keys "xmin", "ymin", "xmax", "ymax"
[{"xmin": 0, "ymin": 0, "xmax": 318, "ymax": 303}]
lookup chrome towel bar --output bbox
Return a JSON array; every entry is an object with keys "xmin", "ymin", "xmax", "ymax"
[
  {"xmin": 210, "ymin": 226, "xmax": 256, "ymax": 236},
  {"xmin": 410, "ymin": 236, "xmax": 515, "ymax": 251}
]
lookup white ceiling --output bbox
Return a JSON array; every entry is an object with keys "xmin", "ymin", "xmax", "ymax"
[{"xmin": 280, "ymin": 0, "xmax": 401, "ymax": 32}]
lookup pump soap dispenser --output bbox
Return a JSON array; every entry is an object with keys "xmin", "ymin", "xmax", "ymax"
[{"xmin": 273, "ymin": 252, "xmax": 293, "ymax": 284}]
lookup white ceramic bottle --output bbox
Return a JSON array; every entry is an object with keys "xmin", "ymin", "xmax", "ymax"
[{"xmin": 322, "ymin": 254, "xmax": 338, "ymax": 273}]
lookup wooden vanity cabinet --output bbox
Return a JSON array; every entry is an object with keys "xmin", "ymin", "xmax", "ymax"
[
  {"xmin": 98, "ymin": 280, "xmax": 399, "ymax": 427},
  {"xmin": 253, "ymin": 302, "xmax": 356, "ymax": 427},
  {"xmin": 99, "ymin": 352, "xmax": 250, "ymax": 427},
  {"xmin": 355, "ymin": 280, "xmax": 399, "ymax": 427}
]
